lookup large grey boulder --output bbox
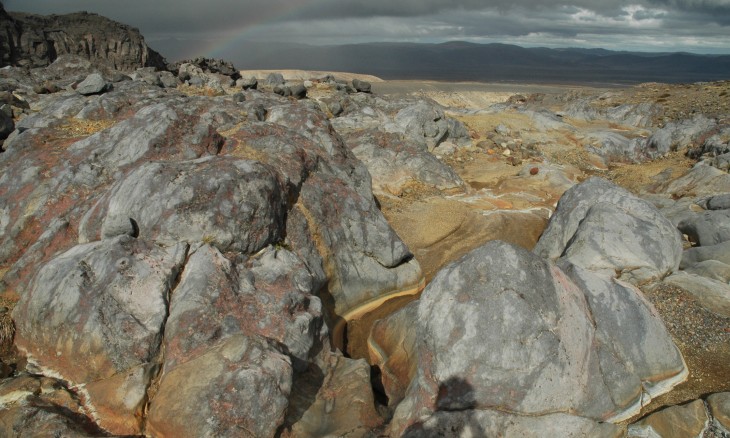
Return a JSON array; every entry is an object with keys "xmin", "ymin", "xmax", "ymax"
[
  {"xmin": 681, "ymin": 241, "xmax": 730, "ymax": 268},
  {"xmin": 534, "ymin": 177, "xmax": 683, "ymax": 283},
  {"xmin": 677, "ymin": 209, "xmax": 730, "ymax": 246},
  {"xmin": 76, "ymin": 72, "xmax": 111, "ymax": 95},
  {"xmin": 388, "ymin": 241, "xmax": 686, "ymax": 436}
]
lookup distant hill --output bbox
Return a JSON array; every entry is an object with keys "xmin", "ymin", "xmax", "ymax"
[{"xmin": 225, "ymin": 41, "xmax": 730, "ymax": 85}]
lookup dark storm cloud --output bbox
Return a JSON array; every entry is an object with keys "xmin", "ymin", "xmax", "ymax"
[{"xmin": 4, "ymin": 0, "xmax": 730, "ymax": 53}]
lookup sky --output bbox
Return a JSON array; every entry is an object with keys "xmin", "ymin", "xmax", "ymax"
[{"xmin": 4, "ymin": 0, "xmax": 730, "ymax": 60}]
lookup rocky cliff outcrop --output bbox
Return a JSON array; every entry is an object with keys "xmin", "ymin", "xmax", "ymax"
[{"xmin": 0, "ymin": 3, "xmax": 166, "ymax": 71}]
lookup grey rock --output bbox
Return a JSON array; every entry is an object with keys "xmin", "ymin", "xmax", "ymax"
[
  {"xmin": 648, "ymin": 115, "xmax": 717, "ymax": 156},
  {"xmin": 289, "ymin": 83, "xmax": 307, "ymax": 99},
  {"xmin": 343, "ymin": 129, "xmax": 464, "ymax": 195},
  {"xmin": 584, "ymin": 130, "xmax": 648, "ymax": 163},
  {"xmin": 677, "ymin": 209, "xmax": 730, "ymax": 246},
  {"xmin": 288, "ymin": 355, "xmax": 383, "ymax": 437},
  {"xmin": 681, "ymin": 241, "xmax": 730, "ymax": 268},
  {"xmin": 162, "ymin": 244, "xmax": 324, "ymax": 372},
  {"xmin": 75, "ymin": 72, "xmax": 110, "ymax": 95},
  {"xmin": 564, "ymin": 98, "xmax": 659, "ymax": 128},
  {"xmin": 158, "ymin": 71, "xmax": 178, "ymax": 88},
  {"xmin": 352, "ymin": 78, "xmax": 372, "ymax": 93},
  {"xmin": 265, "ymin": 72, "xmax": 285, "ymax": 87},
  {"xmin": 0, "ymin": 7, "xmax": 167, "ymax": 71},
  {"xmin": 683, "ymin": 260, "xmax": 730, "ymax": 283},
  {"xmin": 688, "ymin": 125, "xmax": 730, "ymax": 159},
  {"xmin": 628, "ymin": 400, "xmax": 709, "ymax": 438},
  {"xmin": 171, "ymin": 57, "xmax": 239, "ymax": 79},
  {"xmin": 403, "ymin": 411, "xmax": 624, "ymax": 438},
  {"xmin": 664, "ymin": 272, "xmax": 730, "ymax": 318},
  {"xmin": 707, "ymin": 392, "xmax": 730, "ymax": 433},
  {"xmin": 81, "ymin": 157, "xmax": 286, "ymax": 254},
  {"xmin": 660, "ymin": 164, "xmax": 730, "ymax": 197},
  {"xmin": 131, "ymin": 67, "xmax": 162, "ymax": 87},
  {"xmin": 711, "ymin": 152, "xmax": 730, "ymax": 171},
  {"xmin": 273, "ymin": 84, "xmax": 291, "ymax": 97},
  {"xmin": 12, "ymin": 236, "xmax": 187, "ymax": 433},
  {"xmin": 147, "ymin": 334, "xmax": 292, "ymax": 438},
  {"xmin": 698, "ymin": 193, "xmax": 730, "ymax": 210},
  {"xmin": 236, "ymin": 75, "xmax": 258, "ymax": 89},
  {"xmin": 534, "ymin": 177, "xmax": 683, "ymax": 283},
  {"xmin": 389, "ymin": 241, "xmax": 686, "ymax": 435}
]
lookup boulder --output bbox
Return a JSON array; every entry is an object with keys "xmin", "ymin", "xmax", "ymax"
[
  {"xmin": 236, "ymin": 75, "xmax": 258, "ymax": 90},
  {"xmin": 534, "ymin": 177, "xmax": 683, "ymax": 284},
  {"xmin": 660, "ymin": 164, "xmax": 730, "ymax": 197},
  {"xmin": 681, "ymin": 241, "xmax": 730, "ymax": 268},
  {"xmin": 403, "ymin": 411, "xmax": 624, "ymax": 438},
  {"xmin": 342, "ymin": 129, "xmax": 464, "ymax": 195},
  {"xmin": 628, "ymin": 400, "xmax": 709, "ymax": 438},
  {"xmin": 707, "ymin": 393, "xmax": 730, "ymax": 432},
  {"xmin": 146, "ymin": 334, "xmax": 292, "ymax": 438},
  {"xmin": 352, "ymin": 78, "xmax": 372, "ymax": 93},
  {"xmin": 79, "ymin": 157, "xmax": 286, "ymax": 253},
  {"xmin": 289, "ymin": 83, "xmax": 307, "ymax": 99},
  {"xmin": 0, "ymin": 375, "xmax": 107, "ymax": 437},
  {"xmin": 677, "ymin": 209, "xmax": 730, "ymax": 246},
  {"xmin": 265, "ymin": 72, "xmax": 286, "ymax": 87},
  {"xmin": 75, "ymin": 72, "xmax": 110, "ymax": 95},
  {"xmin": 664, "ymin": 272, "xmax": 730, "ymax": 318},
  {"xmin": 286, "ymin": 355, "xmax": 383, "ymax": 437},
  {"xmin": 12, "ymin": 236, "xmax": 187, "ymax": 434},
  {"xmin": 698, "ymin": 193, "xmax": 730, "ymax": 211},
  {"xmin": 646, "ymin": 115, "xmax": 717, "ymax": 156},
  {"xmin": 388, "ymin": 241, "xmax": 686, "ymax": 435}
]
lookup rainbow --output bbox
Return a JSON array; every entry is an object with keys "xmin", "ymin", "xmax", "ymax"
[{"xmin": 197, "ymin": 0, "xmax": 317, "ymax": 59}]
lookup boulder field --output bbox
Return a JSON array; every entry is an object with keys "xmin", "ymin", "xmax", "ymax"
[{"xmin": 0, "ymin": 7, "xmax": 729, "ymax": 436}]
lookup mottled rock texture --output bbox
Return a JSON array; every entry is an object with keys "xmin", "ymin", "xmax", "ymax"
[
  {"xmin": 2, "ymin": 77, "xmax": 422, "ymax": 435},
  {"xmin": 386, "ymin": 241, "xmax": 686, "ymax": 436}
]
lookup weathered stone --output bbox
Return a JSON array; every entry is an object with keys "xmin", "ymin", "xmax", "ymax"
[
  {"xmin": 265, "ymin": 72, "xmax": 285, "ymax": 87},
  {"xmin": 389, "ymin": 241, "xmax": 686, "ymax": 435},
  {"xmin": 12, "ymin": 236, "xmax": 187, "ymax": 434},
  {"xmin": 678, "ymin": 209, "xmax": 730, "ymax": 246},
  {"xmin": 352, "ymin": 78, "xmax": 372, "ymax": 93},
  {"xmin": 146, "ymin": 334, "xmax": 292, "ymax": 438},
  {"xmin": 236, "ymin": 76, "xmax": 258, "ymax": 90},
  {"xmin": 290, "ymin": 83, "xmax": 307, "ymax": 99},
  {"xmin": 628, "ymin": 400, "xmax": 709, "ymax": 438},
  {"xmin": 80, "ymin": 157, "xmax": 286, "ymax": 254},
  {"xmin": 75, "ymin": 73, "xmax": 111, "ymax": 95},
  {"xmin": 681, "ymin": 241, "xmax": 730, "ymax": 268},
  {"xmin": 368, "ymin": 301, "xmax": 418, "ymax": 407},
  {"xmin": 664, "ymin": 272, "xmax": 730, "ymax": 317},
  {"xmin": 287, "ymin": 355, "xmax": 383, "ymax": 437},
  {"xmin": 0, "ymin": 6, "xmax": 166, "ymax": 71},
  {"xmin": 683, "ymin": 260, "xmax": 730, "ymax": 283},
  {"xmin": 534, "ymin": 177, "xmax": 682, "ymax": 283},
  {"xmin": 403, "ymin": 411, "xmax": 625, "ymax": 438},
  {"xmin": 707, "ymin": 392, "xmax": 730, "ymax": 432},
  {"xmin": 698, "ymin": 193, "xmax": 730, "ymax": 211}
]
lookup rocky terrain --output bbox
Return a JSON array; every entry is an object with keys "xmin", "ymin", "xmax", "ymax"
[{"xmin": 0, "ymin": 5, "xmax": 729, "ymax": 438}]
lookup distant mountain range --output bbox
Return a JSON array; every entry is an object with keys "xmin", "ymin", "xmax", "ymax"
[{"xmin": 186, "ymin": 40, "xmax": 730, "ymax": 85}]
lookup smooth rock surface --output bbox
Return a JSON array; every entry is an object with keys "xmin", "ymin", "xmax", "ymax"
[
  {"xmin": 628, "ymin": 400, "xmax": 709, "ymax": 438},
  {"xmin": 534, "ymin": 177, "xmax": 683, "ymax": 283},
  {"xmin": 389, "ymin": 241, "xmax": 686, "ymax": 435}
]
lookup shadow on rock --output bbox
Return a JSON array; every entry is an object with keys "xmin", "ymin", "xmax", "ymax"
[{"xmin": 403, "ymin": 377, "xmax": 486, "ymax": 438}]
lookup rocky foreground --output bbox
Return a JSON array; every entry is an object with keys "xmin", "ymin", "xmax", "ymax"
[{"xmin": 1, "ymin": 5, "xmax": 730, "ymax": 438}]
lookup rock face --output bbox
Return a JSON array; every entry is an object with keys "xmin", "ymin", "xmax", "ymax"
[
  {"xmin": 628, "ymin": 400, "xmax": 709, "ymax": 437},
  {"xmin": 0, "ymin": 5, "xmax": 166, "ymax": 71},
  {"xmin": 384, "ymin": 241, "xmax": 686, "ymax": 436},
  {"xmin": 534, "ymin": 177, "xmax": 683, "ymax": 283},
  {"xmin": 2, "ymin": 76, "xmax": 421, "ymax": 435}
]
